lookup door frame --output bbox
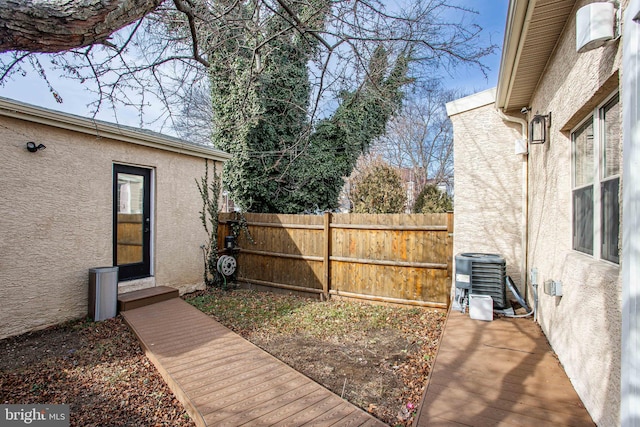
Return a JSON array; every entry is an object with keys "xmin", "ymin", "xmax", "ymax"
[{"xmin": 113, "ymin": 164, "xmax": 152, "ymax": 281}]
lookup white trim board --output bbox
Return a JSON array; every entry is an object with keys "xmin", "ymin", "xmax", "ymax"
[{"xmin": 0, "ymin": 97, "xmax": 231, "ymax": 162}]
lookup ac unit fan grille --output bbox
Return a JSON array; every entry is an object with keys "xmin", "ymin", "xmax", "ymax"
[{"xmin": 470, "ymin": 261, "xmax": 507, "ymax": 309}]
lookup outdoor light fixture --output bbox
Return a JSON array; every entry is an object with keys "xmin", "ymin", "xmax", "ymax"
[
  {"xmin": 529, "ymin": 113, "xmax": 551, "ymax": 145},
  {"xmin": 576, "ymin": 2, "xmax": 617, "ymax": 53},
  {"xmin": 26, "ymin": 141, "xmax": 46, "ymax": 153}
]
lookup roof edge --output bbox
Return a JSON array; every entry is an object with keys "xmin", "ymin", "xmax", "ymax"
[
  {"xmin": 0, "ymin": 97, "xmax": 232, "ymax": 161},
  {"xmin": 495, "ymin": 0, "xmax": 533, "ymax": 111},
  {"xmin": 446, "ymin": 87, "xmax": 497, "ymax": 116}
]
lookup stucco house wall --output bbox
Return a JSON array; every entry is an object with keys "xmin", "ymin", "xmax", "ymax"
[
  {"xmin": 525, "ymin": 1, "xmax": 623, "ymax": 424},
  {"xmin": 448, "ymin": 1, "xmax": 626, "ymax": 424},
  {"xmin": 447, "ymin": 88, "xmax": 526, "ymax": 291},
  {"xmin": 0, "ymin": 98, "xmax": 229, "ymax": 339}
]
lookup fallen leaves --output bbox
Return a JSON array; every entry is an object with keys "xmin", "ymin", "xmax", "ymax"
[
  {"xmin": 0, "ymin": 317, "xmax": 194, "ymax": 427},
  {"xmin": 0, "ymin": 288, "xmax": 446, "ymax": 427}
]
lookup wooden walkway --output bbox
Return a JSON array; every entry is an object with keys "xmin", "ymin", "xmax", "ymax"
[
  {"xmin": 122, "ymin": 298, "xmax": 385, "ymax": 427},
  {"xmin": 414, "ymin": 310, "xmax": 594, "ymax": 426}
]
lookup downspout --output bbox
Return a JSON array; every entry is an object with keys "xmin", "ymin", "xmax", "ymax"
[{"xmin": 497, "ymin": 109, "xmax": 531, "ymax": 312}]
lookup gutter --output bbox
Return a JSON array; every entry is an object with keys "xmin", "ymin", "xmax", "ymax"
[{"xmin": 0, "ymin": 97, "xmax": 232, "ymax": 162}]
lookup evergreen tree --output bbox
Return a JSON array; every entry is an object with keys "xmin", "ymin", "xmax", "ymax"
[
  {"xmin": 413, "ymin": 184, "xmax": 453, "ymax": 213},
  {"xmin": 210, "ymin": 2, "xmax": 409, "ymax": 213},
  {"xmin": 350, "ymin": 162, "xmax": 407, "ymax": 214}
]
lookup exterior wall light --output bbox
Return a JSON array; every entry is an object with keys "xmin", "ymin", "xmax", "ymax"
[
  {"xmin": 529, "ymin": 113, "xmax": 551, "ymax": 144},
  {"xmin": 576, "ymin": 2, "xmax": 618, "ymax": 53},
  {"xmin": 26, "ymin": 141, "xmax": 46, "ymax": 152}
]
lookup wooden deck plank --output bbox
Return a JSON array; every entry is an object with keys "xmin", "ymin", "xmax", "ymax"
[
  {"xmin": 171, "ymin": 352, "xmax": 274, "ymax": 383},
  {"xmin": 332, "ymin": 409, "xmax": 380, "ymax": 426},
  {"xmin": 240, "ymin": 389, "xmax": 330, "ymax": 426},
  {"xmin": 138, "ymin": 327, "xmax": 235, "ymax": 349},
  {"xmin": 425, "ymin": 383, "xmax": 593, "ymax": 425},
  {"xmin": 299, "ymin": 401, "xmax": 358, "ymax": 426},
  {"xmin": 159, "ymin": 346, "xmax": 245, "ymax": 371},
  {"xmin": 177, "ymin": 357, "xmax": 277, "ymax": 392},
  {"xmin": 271, "ymin": 396, "xmax": 343, "ymax": 426},
  {"xmin": 164, "ymin": 342, "xmax": 257, "ymax": 372},
  {"xmin": 415, "ymin": 310, "xmax": 594, "ymax": 426},
  {"xmin": 170, "ymin": 355, "xmax": 276, "ymax": 386},
  {"xmin": 158, "ymin": 341, "xmax": 254, "ymax": 364},
  {"xmin": 212, "ymin": 382, "xmax": 320, "ymax": 426},
  {"xmin": 130, "ymin": 324, "xmax": 234, "ymax": 350},
  {"xmin": 428, "ymin": 370, "xmax": 588, "ymax": 412},
  {"xmin": 201, "ymin": 380, "xmax": 313, "ymax": 425},
  {"xmin": 118, "ymin": 286, "xmax": 179, "ymax": 311},
  {"xmin": 121, "ymin": 298, "xmax": 385, "ymax": 427},
  {"xmin": 193, "ymin": 369, "xmax": 304, "ymax": 411}
]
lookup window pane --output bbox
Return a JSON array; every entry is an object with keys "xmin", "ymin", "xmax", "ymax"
[
  {"xmin": 573, "ymin": 186, "xmax": 594, "ymax": 255},
  {"xmin": 573, "ymin": 118, "xmax": 594, "ymax": 187},
  {"xmin": 602, "ymin": 94, "xmax": 621, "ymax": 178},
  {"xmin": 601, "ymin": 178, "xmax": 620, "ymax": 263}
]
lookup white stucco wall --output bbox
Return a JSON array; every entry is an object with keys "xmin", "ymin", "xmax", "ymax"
[
  {"xmin": 0, "ymin": 111, "xmax": 225, "ymax": 339},
  {"xmin": 448, "ymin": 90, "xmax": 526, "ymax": 291},
  {"xmin": 449, "ymin": 2, "xmax": 626, "ymax": 422},
  {"xmin": 520, "ymin": 1, "xmax": 624, "ymax": 424}
]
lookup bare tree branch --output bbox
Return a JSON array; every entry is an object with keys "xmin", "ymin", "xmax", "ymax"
[
  {"xmin": 0, "ymin": 0, "xmax": 495, "ymax": 138},
  {"xmin": 172, "ymin": 0, "xmax": 210, "ymax": 67}
]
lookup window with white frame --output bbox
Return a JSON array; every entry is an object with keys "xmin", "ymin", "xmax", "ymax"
[{"xmin": 571, "ymin": 93, "xmax": 620, "ymax": 264}]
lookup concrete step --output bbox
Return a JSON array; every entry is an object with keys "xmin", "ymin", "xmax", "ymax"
[{"xmin": 118, "ymin": 286, "xmax": 179, "ymax": 312}]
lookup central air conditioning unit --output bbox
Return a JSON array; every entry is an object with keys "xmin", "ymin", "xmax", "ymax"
[{"xmin": 454, "ymin": 253, "xmax": 507, "ymax": 311}]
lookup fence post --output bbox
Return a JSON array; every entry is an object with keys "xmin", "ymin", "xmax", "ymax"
[
  {"xmin": 446, "ymin": 211, "xmax": 454, "ymax": 307},
  {"xmin": 323, "ymin": 212, "xmax": 332, "ymax": 300}
]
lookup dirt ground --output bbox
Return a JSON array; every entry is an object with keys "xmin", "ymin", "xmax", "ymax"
[
  {"xmin": 0, "ymin": 317, "xmax": 195, "ymax": 427},
  {"xmin": 0, "ymin": 288, "xmax": 446, "ymax": 426},
  {"xmin": 253, "ymin": 329, "xmax": 419, "ymax": 421}
]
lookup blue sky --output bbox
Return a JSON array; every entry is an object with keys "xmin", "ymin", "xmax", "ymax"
[
  {"xmin": 0, "ymin": 0, "xmax": 508, "ymax": 133},
  {"xmin": 443, "ymin": 0, "xmax": 509, "ymax": 94}
]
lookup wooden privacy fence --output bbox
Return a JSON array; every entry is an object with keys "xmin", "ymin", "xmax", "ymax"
[
  {"xmin": 117, "ymin": 213, "xmax": 143, "ymax": 264},
  {"xmin": 218, "ymin": 212, "xmax": 453, "ymax": 309}
]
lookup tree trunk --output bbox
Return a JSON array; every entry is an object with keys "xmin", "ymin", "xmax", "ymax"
[{"xmin": 0, "ymin": 0, "xmax": 162, "ymax": 53}]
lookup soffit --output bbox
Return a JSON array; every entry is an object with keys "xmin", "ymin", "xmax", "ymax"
[{"xmin": 497, "ymin": 0, "xmax": 576, "ymax": 113}]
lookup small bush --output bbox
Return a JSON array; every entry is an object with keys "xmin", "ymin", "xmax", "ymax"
[
  {"xmin": 413, "ymin": 184, "xmax": 452, "ymax": 213},
  {"xmin": 351, "ymin": 162, "xmax": 407, "ymax": 213}
]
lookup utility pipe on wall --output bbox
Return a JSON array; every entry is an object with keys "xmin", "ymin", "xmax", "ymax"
[{"xmin": 497, "ymin": 109, "xmax": 529, "ymax": 304}]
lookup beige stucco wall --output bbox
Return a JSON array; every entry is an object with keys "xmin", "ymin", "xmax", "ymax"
[
  {"xmin": 450, "ymin": 94, "xmax": 526, "ymax": 291},
  {"xmin": 524, "ymin": 1, "xmax": 624, "ymax": 424},
  {"xmin": 0, "ymin": 115, "xmax": 223, "ymax": 339}
]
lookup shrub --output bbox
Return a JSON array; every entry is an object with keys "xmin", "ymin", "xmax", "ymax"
[{"xmin": 413, "ymin": 184, "xmax": 452, "ymax": 213}]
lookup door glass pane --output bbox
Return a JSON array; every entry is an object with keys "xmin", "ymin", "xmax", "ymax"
[
  {"xmin": 117, "ymin": 173, "xmax": 144, "ymax": 264},
  {"xmin": 573, "ymin": 118, "xmax": 594, "ymax": 188}
]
